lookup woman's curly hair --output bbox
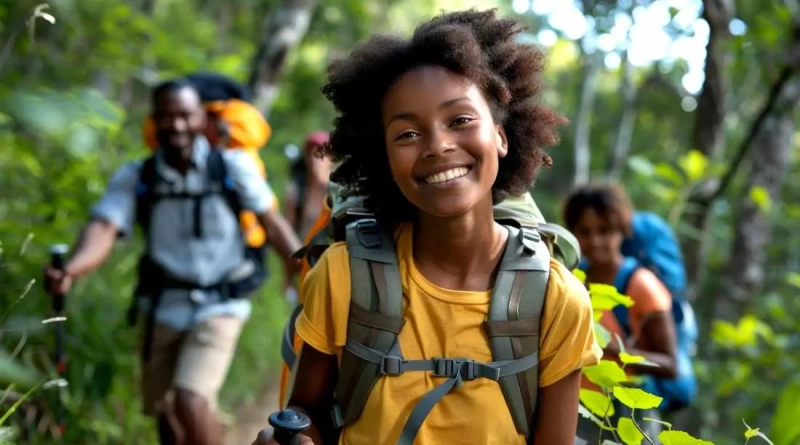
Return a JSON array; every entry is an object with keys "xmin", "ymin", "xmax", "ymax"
[
  {"xmin": 562, "ymin": 182, "xmax": 634, "ymax": 236},
  {"xmin": 320, "ymin": 9, "xmax": 567, "ymax": 222}
]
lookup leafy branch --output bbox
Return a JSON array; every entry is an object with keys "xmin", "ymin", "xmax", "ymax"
[{"xmin": 575, "ymin": 270, "xmax": 774, "ymax": 445}]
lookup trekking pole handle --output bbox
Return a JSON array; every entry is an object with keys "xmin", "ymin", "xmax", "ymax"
[
  {"xmin": 49, "ymin": 244, "xmax": 69, "ymax": 312},
  {"xmin": 268, "ymin": 409, "xmax": 311, "ymax": 445}
]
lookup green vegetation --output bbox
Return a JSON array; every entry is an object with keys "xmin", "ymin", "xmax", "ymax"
[{"xmin": 2, "ymin": 0, "xmax": 800, "ymax": 443}]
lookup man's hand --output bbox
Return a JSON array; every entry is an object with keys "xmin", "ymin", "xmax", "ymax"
[
  {"xmin": 252, "ymin": 428, "xmax": 314, "ymax": 445},
  {"xmin": 44, "ymin": 265, "xmax": 73, "ymax": 296},
  {"xmin": 44, "ymin": 219, "xmax": 118, "ymax": 295},
  {"xmin": 257, "ymin": 211, "xmax": 303, "ymax": 267}
]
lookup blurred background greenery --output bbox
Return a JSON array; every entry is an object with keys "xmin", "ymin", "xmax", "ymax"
[{"xmin": 1, "ymin": 0, "xmax": 799, "ymax": 443}]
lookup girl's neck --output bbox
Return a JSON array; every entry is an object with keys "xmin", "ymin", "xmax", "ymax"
[
  {"xmin": 412, "ymin": 197, "xmax": 505, "ymax": 290},
  {"xmin": 587, "ymin": 254, "xmax": 625, "ymax": 284}
]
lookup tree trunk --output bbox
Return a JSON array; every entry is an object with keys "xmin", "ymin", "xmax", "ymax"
[
  {"xmin": 573, "ymin": 52, "xmax": 600, "ymax": 186},
  {"xmin": 678, "ymin": 0, "xmax": 734, "ymax": 300},
  {"xmin": 715, "ymin": 79, "xmax": 800, "ymax": 322},
  {"xmin": 607, "ymin": 50, "xmax": 637, "ymax": 179},
  {"xmin": 247, "ymin": 0, "xmax": 319, "ymax": 118}
]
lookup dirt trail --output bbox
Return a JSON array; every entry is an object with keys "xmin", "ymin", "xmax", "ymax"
[{"xmin": 225, "ymin": 380, "xmax": 281, "ymax": 445}]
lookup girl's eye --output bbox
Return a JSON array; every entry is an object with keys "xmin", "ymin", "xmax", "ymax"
[
  {"xmin": 451, "ymin": 116, "xmax": 473, "ymax": 126},
  {"xmin": 395, "ymin": 131, "xmax": 419, "ymax": 141}
]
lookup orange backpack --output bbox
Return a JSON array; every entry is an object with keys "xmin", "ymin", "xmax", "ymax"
[{"xmin": 142, "ymin": 73, "xmax": 275, "ymax": 247}]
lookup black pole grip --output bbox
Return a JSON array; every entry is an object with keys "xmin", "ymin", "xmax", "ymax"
[
  {"xmin": 49, "ymin": 244, "xmax": 69, "ymax": 312},
  {"xmin": 268, "ymin": 409, "xmax": 311, "ymax": 445}
]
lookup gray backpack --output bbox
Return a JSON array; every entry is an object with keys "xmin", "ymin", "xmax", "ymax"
[{"xmin": 284, "ymin": 193, "xmax": 581, "ymax": 444}]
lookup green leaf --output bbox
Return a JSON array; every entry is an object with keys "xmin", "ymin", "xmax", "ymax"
[
  {"xmin": 628, "ymin": 155, "xmax": 655, "ymax": 176},
  {"xmin": 583, "ymin": 360, "xmax": 628, "ymax": 388},
  {"xmin": 589, "ymin": 283, "xmax": 634, "ymax": 311},
  {"xmin": 595, "ymin": 324, "xmax": 611, "ymax": 348},
  {"xmin": 749, "ymin": 186, "xmax": 772, "ymax": 212},
  {"xmin": 612, "ymin": 387, "xmax": 663, "ymax": 410},
  {"xmin": 710, "ymin": 315, "xmax": 774, "ymax": 348},
  {"xmin": 619, "ymin": 354, "xmax": 659, "ymax": 368},
  {"xmin": 0, "ymin": 349, "xmax": 40, "ymax": 389},
  {"xmin": 579, "ymin": 389, "xmax": 615, "ymax": 417},
  {"xmin": 617, "ymin": 417, "xmax": 644, "ymax": 445},
  {"xmin": 658, "ymin": 430, "xmax": 714, "ymax": 444},
  {"xmin": 654, "ymin": 162, "xmax": 684, "ymax": 186},
  {"xmin": 770, "ymin": 382, "xmax": 800, "ymax": 445},
  {"xmin": 619, "ymin": 353, "xmax": 645, "ymax": 365},
  {"xmin": 786, "ymin": 272, "xmax": 800, "ymax": 289},
  {"xmin": 577, "ymin": 405, "xmax": 616, "ymax": 431},
  {"xmin": 678, "ymin": 150, "xmax": 708, "ymax": 182},
  {"xmin": 0, "ymin": 426, "xmax": 17, "ymax": 442}
]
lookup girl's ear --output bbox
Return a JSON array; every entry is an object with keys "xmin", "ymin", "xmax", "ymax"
[{"xmin": 495, "ymin": 125, "xmax": 508, "ymax": 158}]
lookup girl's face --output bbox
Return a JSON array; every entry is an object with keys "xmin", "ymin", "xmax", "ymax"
[
  {"xmin": 573, "ymin": 208, "xmax": 624, "ymax": 266},
  {"xmin": 380, "ymin": 65, "xmax": 507, "ymax": 219}
]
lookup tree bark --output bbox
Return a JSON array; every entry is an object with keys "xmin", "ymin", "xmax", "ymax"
[
  {"xmin": 573, "ymin": 51, "xmax": 600, "ymax": 186},
  {"xmin": 606, "ymin": 49, "xmax": 637, "ymax": 179},
  {"xmin": 678, "ymin": 0, "xmax": 734, "ymax": 300},
  {"xmin": 247, "ymin": 0, "xmax": 319, "ymax": 118},
  {"xmin": 715, "ymin": 79, "xmax": 800, "ymax": 321}
]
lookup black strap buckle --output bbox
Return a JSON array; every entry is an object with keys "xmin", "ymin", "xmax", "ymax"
[
  {"xmin": 432, "ymin": 358, "xmax": 477, "ymax": 381},
  {"xmin": 355, "ymin": 219, "xmax": 382, "ymax": 249},
  {"xmin": 380, "ymin": 356, "xmax": 406, "ymax": 376}
]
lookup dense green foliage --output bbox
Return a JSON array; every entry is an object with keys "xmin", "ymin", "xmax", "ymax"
[{"xmin": 1, "ymin": 0, "xmax": 799, "ymax": 444}]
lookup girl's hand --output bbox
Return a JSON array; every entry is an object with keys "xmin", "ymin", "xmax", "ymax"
[{"xmin": 251, "ymin": 429, "xmax": 314, "ymax": 445}]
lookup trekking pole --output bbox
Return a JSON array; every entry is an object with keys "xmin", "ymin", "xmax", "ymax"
[
  {"xmin": 48, "ymin": 244, "xmax": 69, "ymax": 439},
  {"xmin": 268, "ymin": 409, "xmax": 311, "ymax": 445}
]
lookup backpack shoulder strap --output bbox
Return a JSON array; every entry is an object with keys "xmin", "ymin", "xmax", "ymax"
[
  {"xmin": 612, "ymin": 257, "xmax": 640, "ymax": 337},
  {"xmin": 334, "ymin": 216, "xmax": 405, "ymax": 427},
  {"xmin": 205, "ymin": 147, "xmax": 242, "ymax": 215},
  {"xmin": 536, "ymin": 222, "xmax": 581, "ymax": 270},
  {"xmin": 134, "ymin": 156, "xmax": 159, "ymax": 231},
  {"xmin": 485, "ymin": 225, "xmax": 551, "ymax": 437},
  {"xmin": 331, "ymin": 222, "xmax": 549, "ymax": 444}
]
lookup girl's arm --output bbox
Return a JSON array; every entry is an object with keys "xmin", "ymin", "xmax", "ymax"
[
  {"xmin": 611, "ymin": 269, "xmax": 679, "ymax": 378},
  {"xmin": 282, "ymin": 345, "xmax": 340, "ymax": 445},
  {"xmin": 254, "ymin": 345, "xmax": 338, "ymax": 445},
  {"xmin": 531, "ymin": 369, "xmax": 582, "ymax": 445},
  {"xmin": 608, "ymin": 311, "xmax": 678, "ymax": 378}
]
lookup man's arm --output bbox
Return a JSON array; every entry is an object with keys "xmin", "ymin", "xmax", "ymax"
[
  {"xmin": 68, "ymin": 161, "xmax": 139, "ymax": 275},
  {"xmin": 65, "ymin": 219, "xmax": 119, "ymax": 277},
  {"xmin": 45, "ymin": 162, "xmax": 139, "ymax": 294},
  {"xmin": 224, "ymin": 152, "xmax": 303, "ymax": 262},
  {"xmin": 257, "ymin": 210, "xmax": 303, "ymax": 262}
]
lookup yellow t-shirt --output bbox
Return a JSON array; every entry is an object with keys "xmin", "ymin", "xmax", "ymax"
[{"xmin": 296, "ymin": 223, "xmax": 602, "ymax": 444}]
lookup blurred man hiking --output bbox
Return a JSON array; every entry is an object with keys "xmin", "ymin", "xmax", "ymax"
[{"xmin": 44, "ymin": 79, "xmax": 302, "ymax": 445}]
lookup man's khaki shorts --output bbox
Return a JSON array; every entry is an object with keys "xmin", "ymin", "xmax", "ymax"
[{"xmin": 140, "ymin": 315, "xmax": 244, "ymax": 416}]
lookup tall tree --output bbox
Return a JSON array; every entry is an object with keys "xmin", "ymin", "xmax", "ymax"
[{"xmin": 248, "ymin": 0, "xmax": 320, "ymax": 117}]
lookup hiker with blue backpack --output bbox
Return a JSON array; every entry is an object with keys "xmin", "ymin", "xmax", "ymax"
[
  {"xmin": 43, "ymin": 78, "xmax": 303, "ymax": 445},
  {"xmin": 563, "ymin": 182, "xmax": 698, "ymax": 442}
]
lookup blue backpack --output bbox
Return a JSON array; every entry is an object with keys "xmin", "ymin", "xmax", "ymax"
[{"xmin": 587, "ymin": 211, "xmax": 698, "ymax": 411}]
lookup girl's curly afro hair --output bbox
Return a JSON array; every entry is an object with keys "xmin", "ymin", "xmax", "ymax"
[{"xmin": 320, "ymin": 9, "xmax": 567, "ymax": 222}]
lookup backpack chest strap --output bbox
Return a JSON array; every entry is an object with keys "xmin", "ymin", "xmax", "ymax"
[
  {"xmin": 342, "ymin": 338, "xmax": 540, "ymax": 445},
  {"xmin": 135, "ymin": 149, "xmax": 241, "ymax": 240},
  {"xmin": 344, "ymin": 338, "xmax": 539, "ymax": 381}
]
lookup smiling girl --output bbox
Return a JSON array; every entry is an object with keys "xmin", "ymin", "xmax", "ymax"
[{"xmin": 263, "ymin": 9, "xmax": 602, "ymax": 445}]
